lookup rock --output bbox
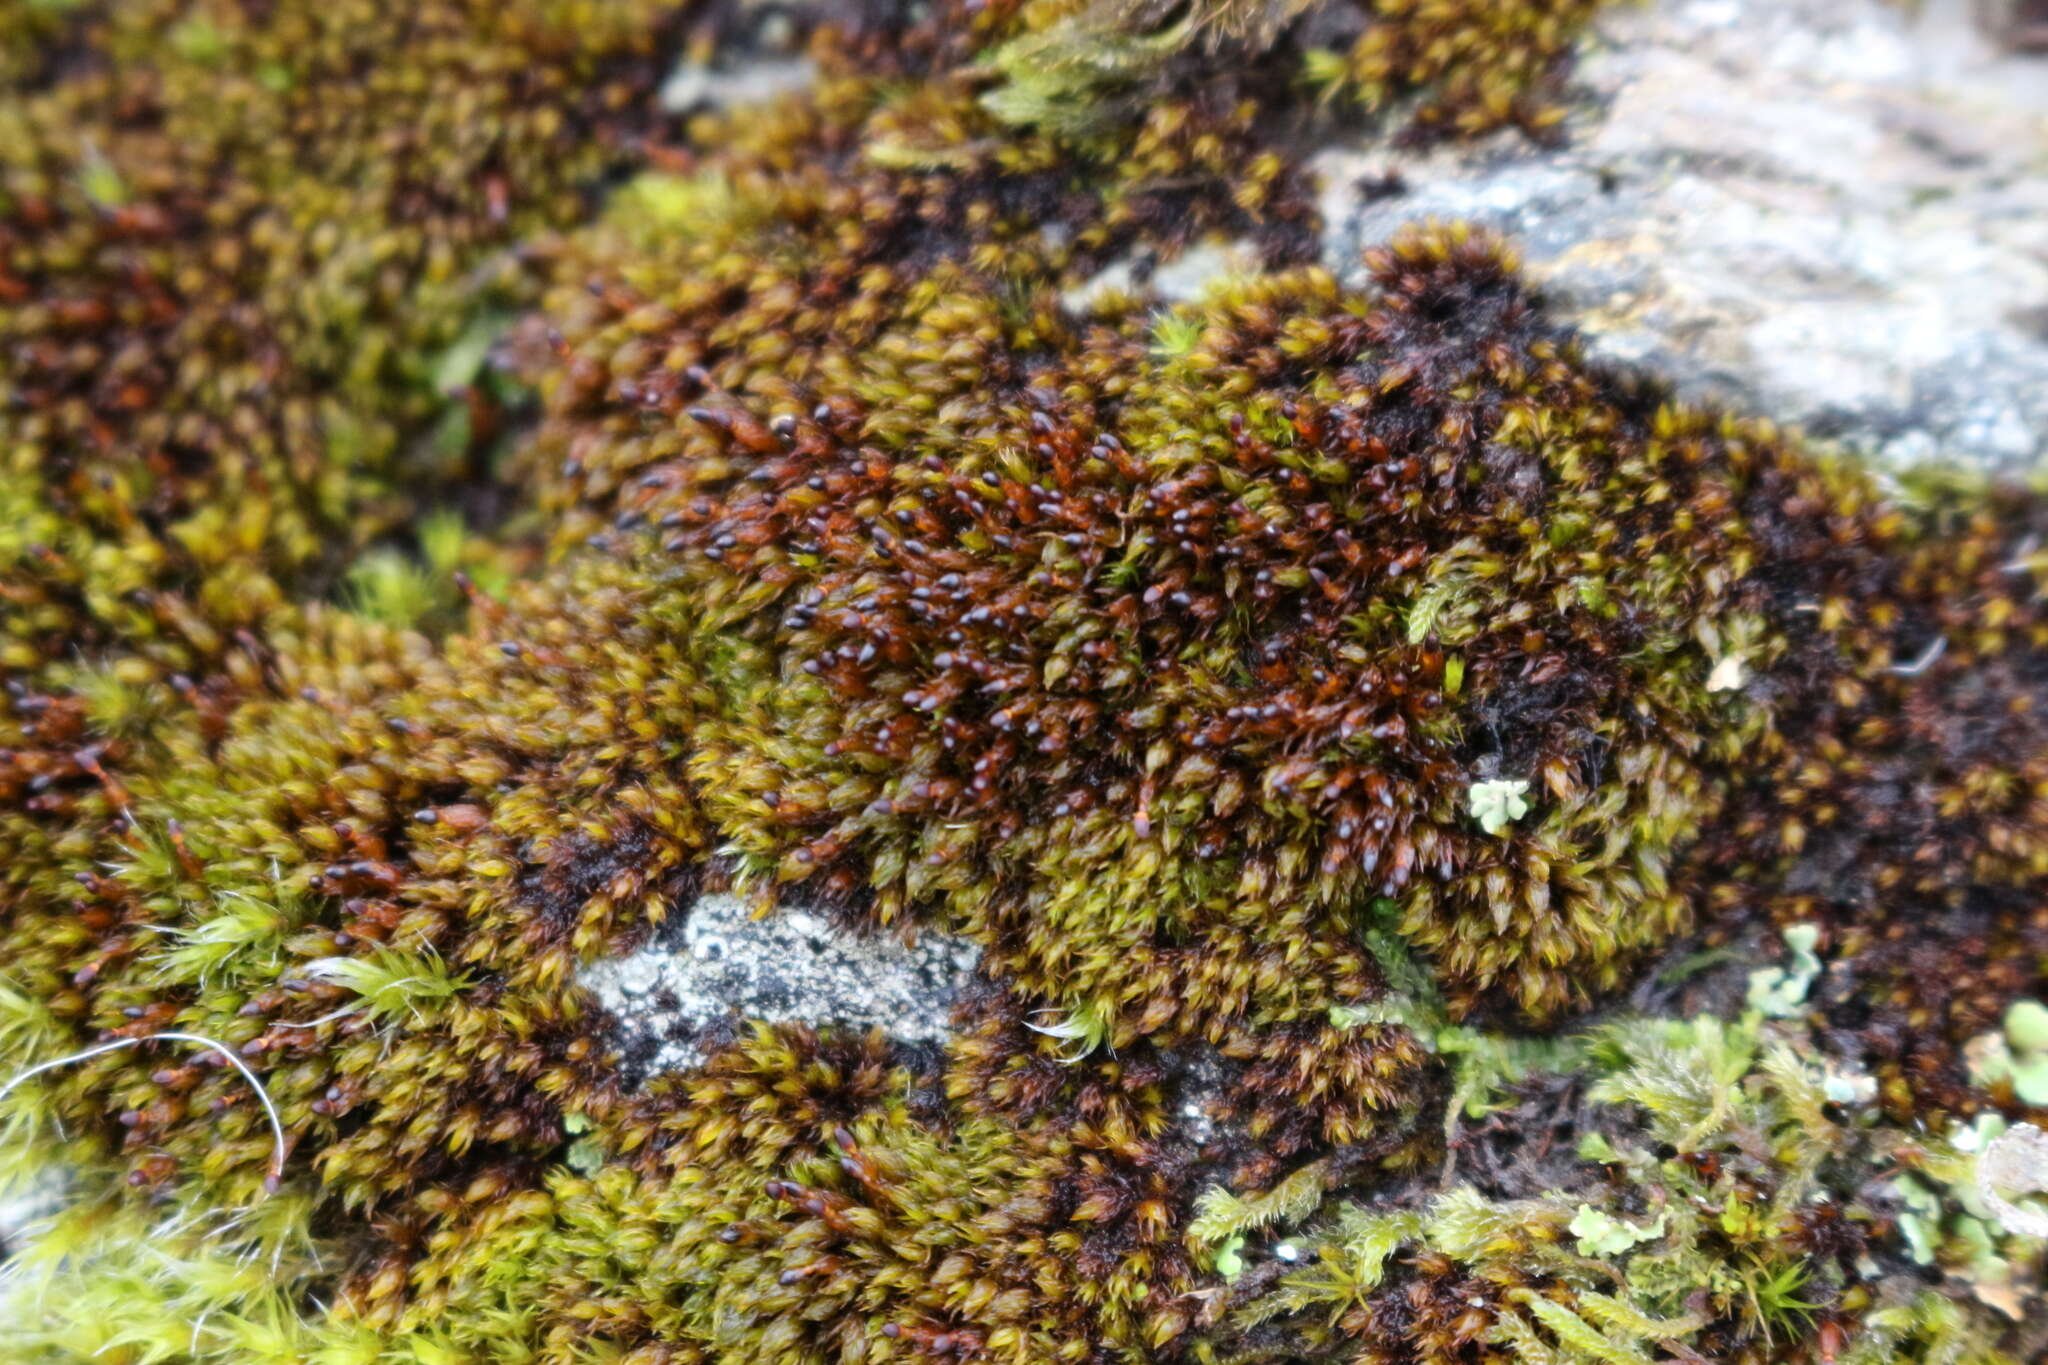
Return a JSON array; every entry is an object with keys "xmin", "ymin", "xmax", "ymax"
[
  {"xmin": 661, "ymin": 56, "xmax": 817, "ymax": 113},
  {"xmin": 1313, "ymin": 0, "xmax": 2048, "ymax": 469},
  {"xmin": 1061, "ymin": 237, "xmax": 1265, "ymax": 315},
  {"xmin": 0, "ymin": 1168, "xmax": 67, "ymax": 1263},
  {"xmin": 580, "ymin": 893, "xmax": 982, "ymax": 1080}
]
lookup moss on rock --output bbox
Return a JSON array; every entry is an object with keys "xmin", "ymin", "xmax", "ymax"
[{"xmin": 2, "ymin": 1, "xmax": 2046, "ymax": 1362}]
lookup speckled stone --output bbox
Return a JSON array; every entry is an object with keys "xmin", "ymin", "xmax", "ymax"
[
  {"xmin": 580, "ymin": 893, "xmax": 982, "ymax": 1081},
  {"xmin": 1315, "ymin": 0, "xmax": 2048, "ymax": 469}
]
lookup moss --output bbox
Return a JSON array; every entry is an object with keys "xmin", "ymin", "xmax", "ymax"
[
  {"xmin": 0, "ymin": 0, "xmax": 681, "ymax": 677},
  {"xmin": 2, "ymin": 0, "xmax": 2047, "ymax": 1362},
  {"xmin": 1334, "ymin": 0, "xmax": 1623, "ymax": 140},
  {"xmin": 1193, "ymin": 1011, "xmax": 2032, "ymax": 1363},
  {"xmin": 975, "ymin": 0, "xmax": 1625, "ymax": 144},
  {"xmin": 539, "ymin": 210, "xmax": 1813, "ymax": 1030},
  {"xmin": 312, "ymin": 1015, "xmax": 1202, "ymax": 1360}
]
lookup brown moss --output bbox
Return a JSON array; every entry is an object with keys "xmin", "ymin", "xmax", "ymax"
[{"xmin": 3, "ymin": 0, "xmax": 2047, "ymax": 1360}]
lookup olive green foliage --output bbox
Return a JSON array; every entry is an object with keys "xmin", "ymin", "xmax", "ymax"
[
  {"xmin": 1332, "ymin": 0, "xmax": 1623, "ymax": 138},
  {"xmin": 978, "ymin": 0, "xmax": 1624, "ymax": 143},
  {"xmin": 3, "ymin": 0, "xmax": 2048, "ymax": 1362},
  {"xmin": 0, "ymin": 0, "xmax": 672, "ymax": 674},
  {"xmin": 1195, "ymin": 1011, "xmax": 2033, "ymax": 1364}
]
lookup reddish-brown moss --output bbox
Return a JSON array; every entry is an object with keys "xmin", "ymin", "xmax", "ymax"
[{"xmin": 3, "ymin": 0, "xmax": 2047, "ymax": 1361}]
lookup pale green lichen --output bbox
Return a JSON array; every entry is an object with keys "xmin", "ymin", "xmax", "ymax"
[
  {"xmin": 1967, "ymin": 999, "xmax": 2048, "ymax": 1105},
  {"xmin": 1746, "ymin": 923, "xmax": 1823, "ymax": 1018},
  {"xmin": 1467, "ymin": 778, "xmax": 1531, "ymax": 835}
]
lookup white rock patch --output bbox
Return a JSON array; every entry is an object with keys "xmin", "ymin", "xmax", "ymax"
[{"xmin": 581, "ymin": 892, "xmax": 982, "ymax": 1079}]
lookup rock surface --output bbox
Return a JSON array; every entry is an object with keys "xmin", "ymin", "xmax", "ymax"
[
  {"xmin": 1316, "ymin": 0, "xmax": 2048, "ymax": 468},
  {"xmin": 580, "ymin": 893, "xmax": 982, "ymax": 1079},
  {"xmin": 0, "ymin": 1172, "xmax": 66, "ymax": 1261}
]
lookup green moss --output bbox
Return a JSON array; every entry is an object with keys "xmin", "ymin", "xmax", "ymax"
[
  {"xmin": 3, "ymin": 0, "xmax": 2047, "ymax": 1361},
  {"xmin": 1194, "ymin": 1010, "xmax": 2031, "ymax": 1363},
  {"xmin": 975, "ymin": 0, "xmax": 1627, "ymax": 144},
  {"xmin": 1337, "ymin": 0, "xmax": 1624, "ymax": 138}
]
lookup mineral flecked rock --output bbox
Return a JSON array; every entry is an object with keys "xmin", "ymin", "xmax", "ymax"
[
  {"xmin": 1318, "ymin": 0, "xmax": 2048, "ymax": 467},
  {"xmin": 580, "ymin": 894, "xmax": 982, "ymax": 1078}
]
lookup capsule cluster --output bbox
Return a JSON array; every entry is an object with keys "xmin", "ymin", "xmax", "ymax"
[
  {"xmin": 537, "ymin": 209, "xmax": 1822, "ymax": 1029},
  {"xmin": 0, "ymin": 0, "xmax": 683, "ymax": 678},
  {"xmin": 1680, "ymin": 476, "xmax": 2048, "ymax": 1118},
  {"xmin": 370, "ymin": 1016, "xmax": 1208, "ymax": 1363},
  {"xmin": 1337, "ymin": 0, "xmax": 1619, "ymax": 139}
]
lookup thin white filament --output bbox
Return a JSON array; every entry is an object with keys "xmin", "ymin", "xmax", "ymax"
[{"xmin": 0, "ymin": 1031, "xmax": 287, "ymax": 1186}]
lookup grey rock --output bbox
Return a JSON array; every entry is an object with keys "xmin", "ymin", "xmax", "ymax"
[
  {"xmin": 1062, "ymin": 237, "xmax": 1264, "ymax": 314},
  {"xmin": 0, "ymin": 1168, "xmax": 67, "ymax": 1262},
  {"xmin": 1313, "ymin": 0, "xmax": 2048, "ymax": 469},
  {"xmin": 581, "ymin": 893, "xmax": 982, "ymax": 1080},
  {"xmin": 661, "ymin": 56, "xmax": 816, "ymax": 113}
]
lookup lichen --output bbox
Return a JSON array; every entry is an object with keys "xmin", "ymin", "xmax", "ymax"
[
  {"xmin": 1196, "ymin": 1010, "xmax": 2035, "ymax": 1362},
  {"xmin": 3, "ymin": 0, "xmax": 2047, "ymax": 1362}
]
